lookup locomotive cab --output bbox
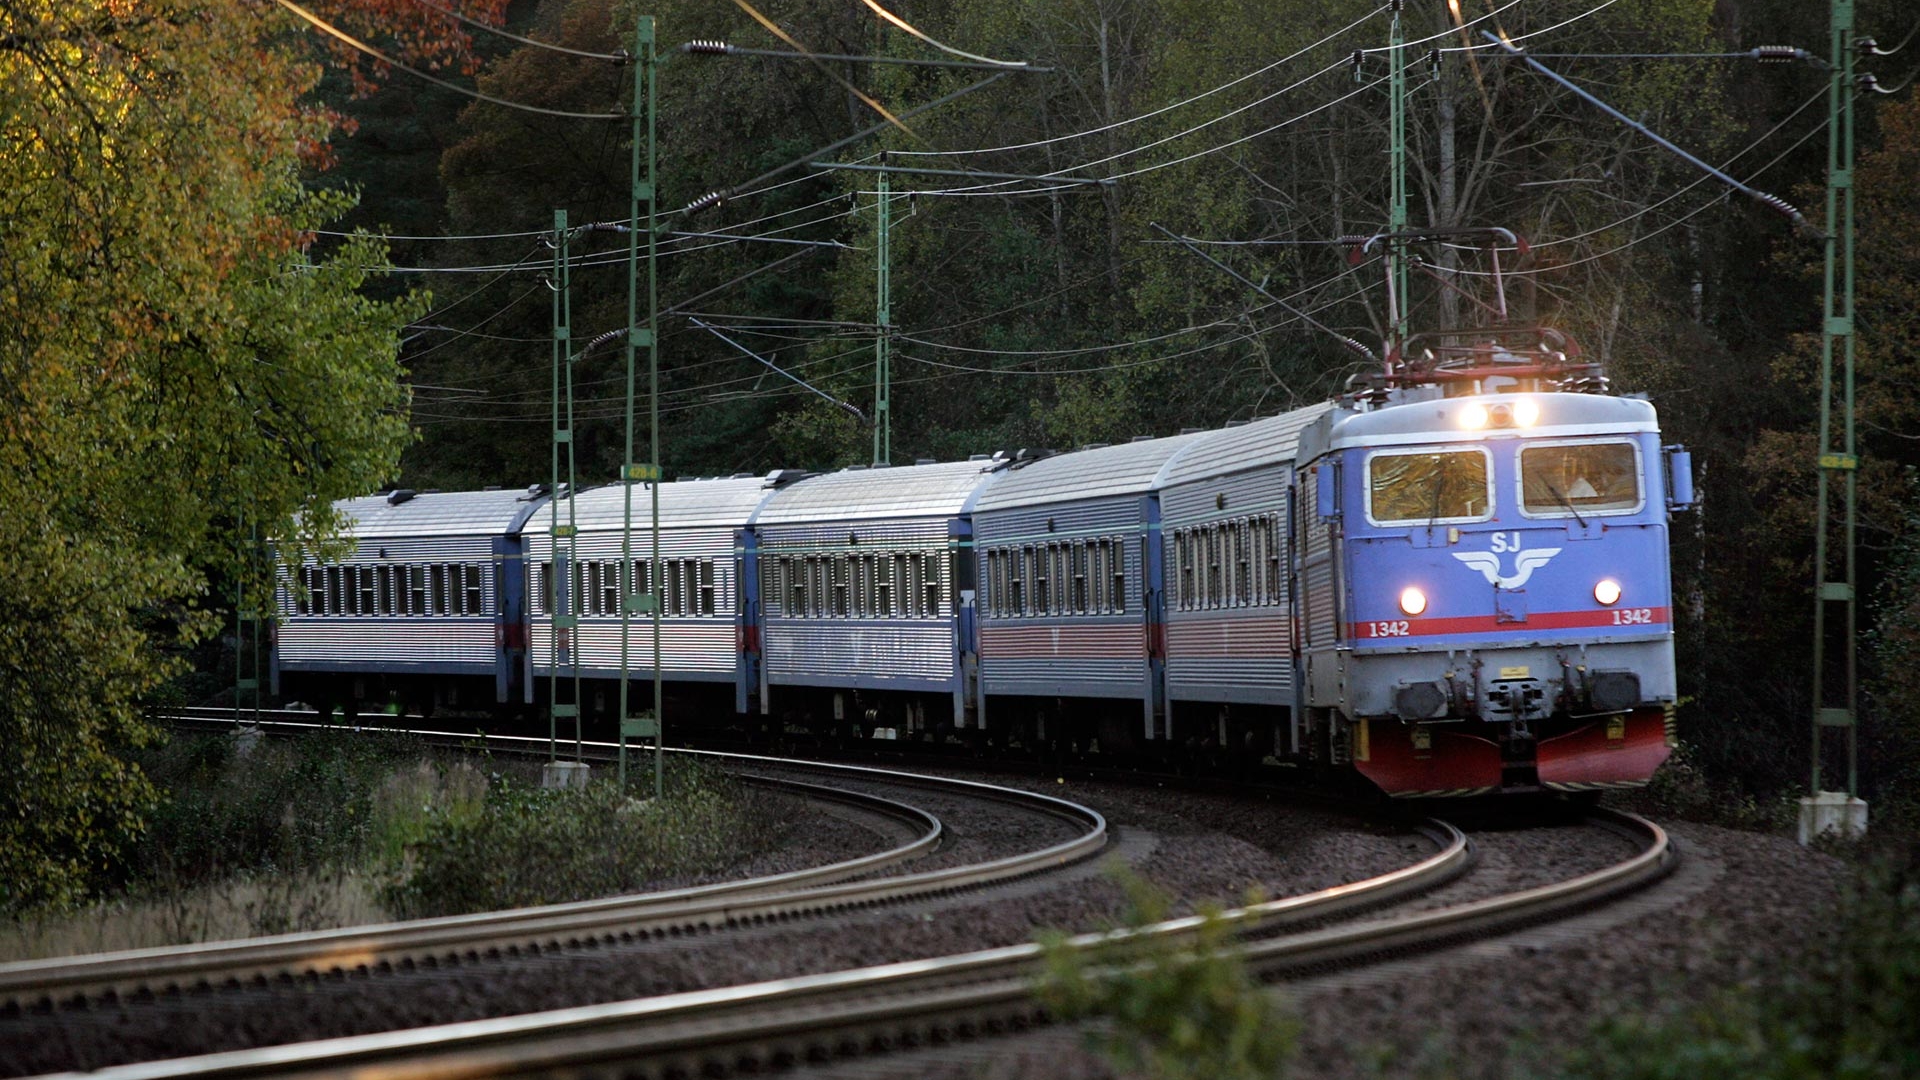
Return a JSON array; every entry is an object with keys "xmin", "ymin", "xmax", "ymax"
[{"xmin": 1298, "ymin": 389, "xmax": 1685, "ymax": 797}]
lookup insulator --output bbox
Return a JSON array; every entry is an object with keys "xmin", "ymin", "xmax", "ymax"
[
  {"xmin": 1426, "ymin": 48, "xmax": 1442, "ymax": 73},
  {"xmin": 683, "ymin": 190, "xmax": 729, "ymax": 215},
  {"xmin": 1388, "ymin": 0, "xmax": 1405, "ymax": 12},
  {"xmin": 1856, "ymin": 37, "xmax": 1880, "ymax": 55},
  {"xmin": 1350, "ymin": 49, "xmax": 1365, "ymax": 81},
  {"xmin": 681, "ymin": 39, "xmax": 731, "ymax": 55},
  {"xmin": 1751, "ymin": 45, "xmax": 1802, "ymax": 63},
  {"xmin": 1750, "ymin": 190, "xmax": 1800, "ymax": 221}
]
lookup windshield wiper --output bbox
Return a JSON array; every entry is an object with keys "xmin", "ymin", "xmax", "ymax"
[
  {"xmin": 1543, "ymin": 480, "xmax": 1588, "ymax": 528},
  {"xmin": 1427, "ymin": 460, "xmax": 1448, "ymax": 529}
]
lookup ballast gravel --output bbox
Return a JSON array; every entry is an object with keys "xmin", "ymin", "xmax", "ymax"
[
  {"xmin": 817, "ymin": 819, "xmax": 1853, "ymax": 1080},
  {"xmin": 0, "ymin": 772, "xmax": 1843, "ymax": 1080}
]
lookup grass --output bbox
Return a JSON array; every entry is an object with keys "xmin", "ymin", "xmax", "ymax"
[{"xmin": 1, "ymin": 732, "xmax": 792, "ymax": 961}]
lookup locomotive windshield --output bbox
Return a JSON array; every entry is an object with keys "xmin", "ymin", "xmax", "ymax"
[
  {"xmin": 1366, "ymin": 448, "xmax": 1492, "ymax": 525},
  {"xmin": 1520, "ymin": 441, "xmax": 1641, "ymax": 516}
]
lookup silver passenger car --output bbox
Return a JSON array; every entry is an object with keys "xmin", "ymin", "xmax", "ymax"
[
  {"xmin": 273, "ymin": 487, "xmax": 546, "ymax": 712},
  {"xmin": 750, "ymin": 459, "xmax": 1000, "ymax": 732},
  {"xmin": 971, "ymin": 434, "xmax": 1209, "ymax": 745},
  {"xmin": 524, "ymin": 477, "xmax": 781, "ymax": 715},
  {"xmin": 1157, "ymin": 405, "xmax": 1334, "ymax": 754}
]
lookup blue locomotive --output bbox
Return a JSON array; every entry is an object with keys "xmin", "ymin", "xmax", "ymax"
[{"xmin": 273, "ymin": 367, "xmax": 1689, "ymax": 797}]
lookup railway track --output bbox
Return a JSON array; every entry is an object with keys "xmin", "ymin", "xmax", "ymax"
[
  {"xmin": 0, "ymin": 714, "xmax": 1106, "ymax": 1013},
  {"xmin": 16, "ymin": 809, "xmax": 1669, "ymax": 1080},
  {"xmin": 5, "ymin": 713, "xmax": 1671, "ymax": 1079}
]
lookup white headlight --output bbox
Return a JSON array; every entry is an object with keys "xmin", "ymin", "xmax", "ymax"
[
  {"xmin": 1594, "ymin": 579, "xmax": 1622, "ymax": 606},
  {"xmin": 1459, "ymin": 403, "xmax": 1489, "ymax": 430},
  {"xmin": 1399, "ymin": 587, "xmax": 1428, "ymax": 616},
  {"xmin": 1514, "ymin": 397, "xmax": 1540, "ymax": 426}
]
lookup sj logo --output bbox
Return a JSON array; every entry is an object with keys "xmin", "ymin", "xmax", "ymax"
[{"xmin": 1452, "ymin": 544, "xmax": 1561, "ymax": 590}]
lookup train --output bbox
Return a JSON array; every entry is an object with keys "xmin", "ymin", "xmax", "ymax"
[{"xmin": 272, "ymin": 347, "xmax": 1692, "ymax": 798}]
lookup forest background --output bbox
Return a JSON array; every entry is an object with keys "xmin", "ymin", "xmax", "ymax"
[{"xmin": 3, "ymin": 0, "xmax": 1917, "ymax": 910}]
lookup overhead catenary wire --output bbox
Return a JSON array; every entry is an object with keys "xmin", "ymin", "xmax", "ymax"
[
  {"xmin": 405, "ymin": 255, "xmax": 1381, "ymax": 418},
  {"xmin": 1478, "ymin": 106, "xmax": 1837, "ymax": 275},
  {"xmin": 314, "ymin": 165, "xmax": 867, "ymax": 246},
  {"xmin": 898, "ymin": 282, "xmax": 1376, "ymax": 377},
  {"xmin": 406, "ymin": 0, "xmax": 629, "ymax": 61},
  {"xmin": 402, "ymin": 241, "xmax": 548, "ymax": 328},
  {"xmin": 854, "ymin": 0, "xmax": 1029, "ymax": 68},
  {"xmin": 892, "ymin": 3, "xmax": 1388, "ymax": 159},
  {"xmin": 400, "ymin": 282, "xmax": 548, "ymax": 364},
  {"xmin": 369, "ymin": 202, "xmax": 863, "ymax": 273},
  {"xmin": 267, "ymin": 0, "xmax": 625, "ymax": 119}
]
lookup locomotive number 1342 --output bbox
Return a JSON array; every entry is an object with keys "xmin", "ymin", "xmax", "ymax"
[{"xmin": 1363, "ymin": 620, "xmax": 1412, "ymax": 638}]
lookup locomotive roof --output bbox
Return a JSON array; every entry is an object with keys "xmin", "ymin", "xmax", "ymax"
[
  {"xmin": 529, "ymin": 476, "xmax": 777, "ymax": 533},
  {"xmin": 1154, "ymin": 401, "xmax": 1338, "ymax": 487},
  {"xmin": 972, "ymin": 430, "xmax": 1211, "ymax": 513},
  {"xmin": 752, "ymin": 458, "xmax": 999, "ymax": 525},
  {"xmin": 330, "ymin": 487, "xmax": 546, "ymax": 539},
  {"xmin": 1324, "ymin": 392, "xmax": 1660, "ymax": 453}
]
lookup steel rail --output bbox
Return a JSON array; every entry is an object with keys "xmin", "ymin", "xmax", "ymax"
[
  {"xmin": 4, "ymin": 720, "xmax": 1108, "ymax": 1011},
  {"xmin": 26, "ymin": 819, "xmax": 1495, "ymax": 1080},
  {"xmin": 0, "ymin": 776, "xmax": 937, "ymax": 1011}
]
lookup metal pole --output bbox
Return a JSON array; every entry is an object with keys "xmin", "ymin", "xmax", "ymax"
[
  {"xmin": 1387, "ymin": 0, "xmax": 1410, "ymax": 359},
  {"xmin": 563, "ymin": 227, "xmax": 582, "ymax": 764},
  {"xmin": 1809, "ymin": 0, "xmax": 1859, "ymax": 797},
  {"xmin": 874, "ymin": 156, "xmax": 891, "ymax": 466},
  {"xmin": 234, "ymin": 526, "xmax": 259, "ymax": 727},
  {"xmin": 549, "ymin": 210, "xmax": 579, "ymax": 764},
  {"xmin": 648, "ymin": 16, "xmax": 663, "ymax": 804},
  {"xmin": 620, "ymin": 15, "xmax": 662, "ymax": 796}
]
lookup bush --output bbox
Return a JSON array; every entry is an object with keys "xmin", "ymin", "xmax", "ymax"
[
  {"xmin": 1614, "ymin": 739, "xmax": 1796, "ymax": 832},
  {"xmin": 382, "ymin": 760, "xmax": 784, "ymax": 918},
  {"xmin": 1035, "ymin": 869, "xmax": 1297, "ymax": 1080},
  {"xmin": 1558, "ymin": 856, "xmax": 1920, "ymax": 1080},
  {"xmin": 126, "ymin": 729, "xmax": 420, "ymax": 891}
]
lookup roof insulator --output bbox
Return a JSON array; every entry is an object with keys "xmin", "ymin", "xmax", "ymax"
[
  {"xmin": 684, "ymin": 190, "xmax": 729, "ymax": 215},
  {"xmin": 386, "ymin": 489, "xmax": 416, "ymax": 506}
]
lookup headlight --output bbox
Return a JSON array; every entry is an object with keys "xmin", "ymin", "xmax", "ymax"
[
  {"xmin": 1513, "ymin": 397, "xmax": 1540, "ymax": 426},
  {"xmin": 1399, "ymin": 586, "xmax": 1428, "ymax": 616},
  {"xmin": 1459, "ymin": 403, "xmax": 1489, "ymax": 430},
  {"xmin": 1594, "ymin": 579, "xmax": 1622, "ymax": 605}
]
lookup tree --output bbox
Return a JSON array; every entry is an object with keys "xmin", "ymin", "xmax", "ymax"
[{"xmin": 0, "ymin": 0, "xmax": 433, "ymax": 911}]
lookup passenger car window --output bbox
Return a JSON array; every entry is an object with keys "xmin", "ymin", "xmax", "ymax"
[
  {"xmin": 1367, "ymin": 449, "xmax": 1492, "ymax": 524},
  {"xmin": 1521, "ymin": 442, "xmax": 1641, "ymax": 515}
]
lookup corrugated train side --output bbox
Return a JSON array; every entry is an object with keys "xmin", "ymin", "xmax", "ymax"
[{"xmin": 273, "ymin": 390, "xmax": 1689, "ymax": 797}]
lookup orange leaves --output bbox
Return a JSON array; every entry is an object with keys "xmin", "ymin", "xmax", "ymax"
[{"xmin": 299, "ymin": 0, "xmax": 507, "ymax": 98}]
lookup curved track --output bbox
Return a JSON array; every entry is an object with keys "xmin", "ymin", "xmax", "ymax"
[
  {"xmin": 12, "ymin": 812, "xmax": 1522, "ymax": 1080},
  {"xmin": 8, "ymin": 717, "xmax": 1670, "ymax": 1080},
  {"xmin": 1, "ymin": 715, "xmax": 1106, "ymax": 1013}
]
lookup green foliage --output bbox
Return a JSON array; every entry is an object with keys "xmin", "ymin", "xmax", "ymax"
[
  {"xmin": 127, "ymin": 731, "xmax": 424, "ymax": 890},
  {"xmin": 1864, "ymin": 492, "xmax": 1920, "ymax": 829},
  {"xmin": 1036, "ymin": 869, "xmax": 1296, "ymax": 1080},
  {"xmin": 1559, "ymin": 860, "xmax": 1920, "ymax": 1080},
  {"xmin": 382, "ymin": 760, "xmax": 783, "ymax": 918},
  {"xmin": 0, "ymin": 1, "xmax": 421, "ymax": 913},
  {"xmin": 1615, "ymin": 739, "xmax": 1796, "ymax": 832}
]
